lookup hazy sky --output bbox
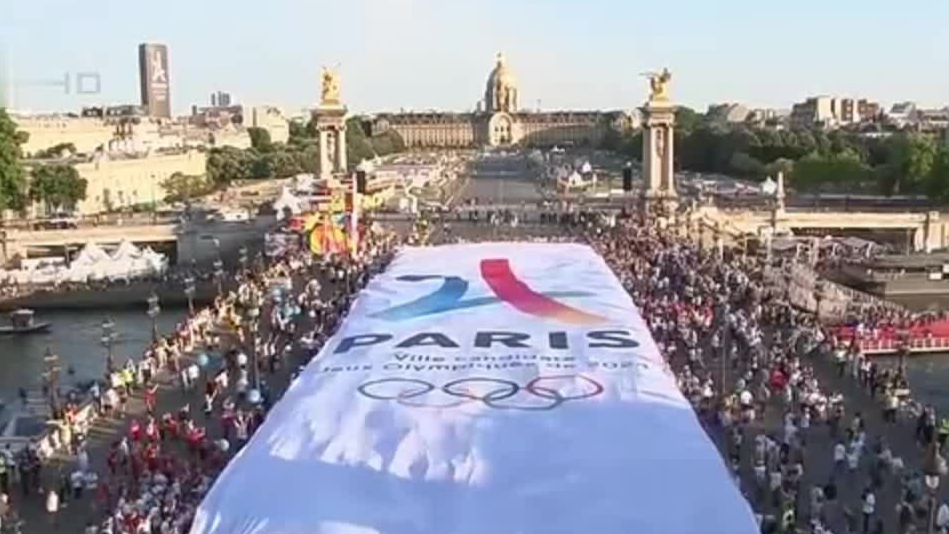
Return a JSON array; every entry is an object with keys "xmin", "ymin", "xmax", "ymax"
[{"xmin": 3, "ymin": 0, "xmax": 948, "ymax": 115}]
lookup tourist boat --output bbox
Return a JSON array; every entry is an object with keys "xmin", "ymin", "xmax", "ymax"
[{"xmin": 0, "ymin": 309, "xmax": 52, "ymax": 335}]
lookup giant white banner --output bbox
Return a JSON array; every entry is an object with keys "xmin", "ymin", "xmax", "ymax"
[{"xmin": 191, "ymin": 243, "xmax": 757, "ymax": 534}]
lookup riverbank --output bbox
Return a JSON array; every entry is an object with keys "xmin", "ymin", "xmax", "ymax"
[{"xmin": 0, "ymin": 281, "xmax": 220, "ymax": 312}]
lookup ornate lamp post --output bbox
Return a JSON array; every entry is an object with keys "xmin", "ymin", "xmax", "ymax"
[
  {"xmin": 212, "ymin": 259, "xmax": 225, "ymax": 296},
  {"xmin": 146, "ymin": 292, "xmax": 161, "ymax": 343},
  {"xmin": 101, "ymin": 317, "xmax": 116, "ymax": 374},
  {"xmin": 248, "ymin": 287, "xmax": 263, "ymax": 391},
  {"xmin": 924, "ymin": 441, "xmax": 946, "ymax": 534},
  {"xmin": 42, "ymin": 347, "xmax": 61, "ymax": 419},
  {"xmin": 183, "ymin": 274, "xmax": 196, "ymax": 315},
  {"xmin": 238, "ymin": 246, "xmax": 249, "ymax": 274}
]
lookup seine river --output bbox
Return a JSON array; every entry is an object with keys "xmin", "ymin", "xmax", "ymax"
[{"xmin": 0, "ymin": 308, "xmax": 188, "ymax": 406}]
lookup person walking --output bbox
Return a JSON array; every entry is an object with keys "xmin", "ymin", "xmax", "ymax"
[
  {"xmin": 45, "ymin": 483, "xmax": 60, "ymax": 530},
  {"xmin": 861, "ymin": 487, "xmax": 875, "ymax": 534}
]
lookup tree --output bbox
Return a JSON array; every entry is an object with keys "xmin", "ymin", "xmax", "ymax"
[
  {"xmin": 33, "ymin": 142, "xmax": 77, "ymax": 159},
  {"xmin": 250, "ymin": 155, "xmax": 275, "ymax": 179},
  {"xmin": 288, "ymin": 120, "xmax": 309, "ymax": 144},
  {"xmin": 878, "ymin": 133, "xmax": 936, "ymax": 195},
  {"xmin": 29, "ymin": 164, "xmax": 88, "ymax": 211},
  {"xmin": 370, "ymin": 130, "xmax": 406, "ymax": 157},
  {"xmin": 247, "ymin": 127, "xmax": 272, "ymax": 152},
  {"xmin": 729, "ymin": 152, "xmax": 765, "ymax": 178},
  {"xmin": 346, "ymin": 118, "xmax": 376, "ymax": 169},
  {"xmin": 925, "ymin": 147, "xmax": 949, "ymax": 203},
  {"xmin": 160, "ymin": 172, "xmax": 213, "ymax": 203},
  {"xmin": 207, "ymin": 146, "xmax": 254, "ymax": 185},
  {"xmin": 271, "ymin": 150, "xmax": 303, "ymax": 177},
  {"xmin": 790, "ymin": 151, "xmax": 870, "ymax": 192},
  {"xmin": 674, "ymin": 107, "xmax": 703, "ymax": 136},
  {"xmin": 0, "ymin": 108, "xmax": 28, "ymax": 212},
  {"xmin": 296, "ymin": 144, "xmax": 322, "ymax": 174}
]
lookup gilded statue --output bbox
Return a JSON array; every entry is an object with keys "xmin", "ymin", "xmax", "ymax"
[
  {"xmin": 321, "ymin": 66, "xmax": 341, "ymax": 104},
  {"xmin": 644, "ymin": 68, "xmax": 672, "ymax": 102}
]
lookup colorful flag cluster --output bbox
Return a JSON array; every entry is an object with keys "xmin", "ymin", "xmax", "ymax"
[{"xmin": 307, "ymin": 213, "xmax": 351, "ymax": 256}]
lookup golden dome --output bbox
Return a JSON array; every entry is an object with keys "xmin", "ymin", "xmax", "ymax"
[
  {"xmin": 487, "ymin": 52, "xmax": 518, "ymax": 88},
  {"xmin": 485, "ymin": 52, "xmax": 519, "ymax": 113}
]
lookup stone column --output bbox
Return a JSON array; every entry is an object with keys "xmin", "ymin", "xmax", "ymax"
[
  {"xmin": 641, "ymin": 100, "xmax": 677, "ymax": 212},
  {"xmin": 318, "ymin": 128, "xmax": 331, "ymax": 180},
  {"xmin": 335, "ymin": 128, "xmax": 348, "ymax": 173}
]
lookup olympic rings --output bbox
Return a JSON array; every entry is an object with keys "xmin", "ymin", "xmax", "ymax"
[{"xmin": 356, "ymin": 375, "xmax": 605, "ymax": 411}]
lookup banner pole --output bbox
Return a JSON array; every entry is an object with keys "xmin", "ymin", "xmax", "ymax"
[{"xmin": 351, "ymin": 172, "xmax": 360, "ymax": 257}]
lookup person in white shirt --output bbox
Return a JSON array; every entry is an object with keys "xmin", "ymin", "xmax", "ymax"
[
  {"xmin": 46, "ymin": 485, "xmax": 60, "ymax": 528},
  {"xmin": 861, "ymin": 488, "xmax": 876, "ymax": 534},
  {"xmin": 833, "ymin": 441, "xmax": 846, "ymax": 474}
]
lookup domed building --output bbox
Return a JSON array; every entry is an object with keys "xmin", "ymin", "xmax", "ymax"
[{"xmin": 369, "ymin": 53, "xmax": 636, "ymax": 149}]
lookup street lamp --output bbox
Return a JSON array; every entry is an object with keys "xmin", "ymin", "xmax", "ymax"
[
  {"xmin": 238, "ymin": 246, "xmax": 249, "ymax": 274},
  {"xmin": 146, "ymin": 292, "xmax": 161, "ymax": 343},
  {"xmin": 243, "ymin": 286, "xmax": 263, "ymax": 394},
  {"xmin": 101, "ymin": 317, "xmax": 115, "ymax": 374},
  {"xmin": 213, "ymin": 259, "xmax": 225, "ymax": 296},
  {"xmin": 924, "ymin": 441, "xmax": 946, "ymax": 534},
  {"xmin": 42, "ymin": 347, "xmax": 61, "ymax": 419},
  {"xmin": 183, "ymin": 275, "xmax": 196, "ymax": 315}
]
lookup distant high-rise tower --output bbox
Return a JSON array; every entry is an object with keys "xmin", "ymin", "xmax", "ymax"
[
  {"xmin": 210, "ymin": 91, "xmax": 232, "ymax": 108},
  {"xmin": 138, "ymin": 43, "xmax": 171, "ymax": 118}
]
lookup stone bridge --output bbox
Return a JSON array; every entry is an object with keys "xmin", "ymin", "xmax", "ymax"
[
  {"xmin": 0, "ymin": 217, "xmax": 277, "ymax": 265},
  {"xmin": 695, "ymin": 206, "xmax": 949, "ymax": 252}
]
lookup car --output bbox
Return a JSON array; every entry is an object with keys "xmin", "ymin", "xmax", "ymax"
[
  {"xmin": 215, "ymin": 210, "xmax": 252, "ymax": 223},
  {"xmin": 33, "ymin": 213, "xmax": 79, "ymax": 230}
]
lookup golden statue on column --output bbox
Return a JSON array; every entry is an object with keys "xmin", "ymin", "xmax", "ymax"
[
  {"xmin": 321, "ymin": 66, "xmax": 341, "ymax": 105},
  {"xmin": 643, "ymin": 68, "xmax": 672, "ymax": 102}
]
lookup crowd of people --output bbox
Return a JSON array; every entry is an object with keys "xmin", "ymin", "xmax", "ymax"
[
  {"xmin": 584, "ymin": 211, "xmax": 949, "ymax": 534},
  {"xmin": 436, "ymin": 207, "xmax": 949, "ymax": 533},
  {"xmin": 0, "ymin": 229, "xmax": 401, "ymax": 534},
  {"xmin": 7, "ymin": 206, "xmax": 949, "ymax": 533}
]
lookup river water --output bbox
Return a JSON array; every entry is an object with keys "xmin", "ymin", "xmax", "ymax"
[{"xmin": 0, "ymin": 308, "xmax": 188, "ymax": 406}]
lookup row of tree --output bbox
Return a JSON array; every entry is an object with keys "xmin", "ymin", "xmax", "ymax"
[
  {"xmin": 0, "ymin": 109, "xmax": 89, "ymax": 213},
  {"xmin": 205, "ymin": 118, "xmax": 405, "ymax": 185},
  {"xmin": 602, "ymin": 107, "xmax": 949, "ymax": 200}
]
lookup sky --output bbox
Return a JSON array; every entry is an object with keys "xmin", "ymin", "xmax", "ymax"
[{"xmin": 2, "ymin": 0, "xmax": 948, "ymax": 116}]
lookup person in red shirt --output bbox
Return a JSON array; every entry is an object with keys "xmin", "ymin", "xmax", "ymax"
[
  {"xmin": 145, "ymin": 417, "xmax": 158, "ymax": 442},
  {"xmin": 129, "ymin": 419, "xmax": 142, "ymax": 442},
  {"xmin": 145, "ymin": 384, "xmax": 159, "ymax": 415}
]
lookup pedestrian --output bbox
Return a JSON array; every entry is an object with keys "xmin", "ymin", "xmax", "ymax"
[
  {"xmin": 45, "ymin": 484, "xmax": 60, "ymax": 530},
  {"xmin": 861, "ymin": 487, "xmax": 876, "ymax": 534}
]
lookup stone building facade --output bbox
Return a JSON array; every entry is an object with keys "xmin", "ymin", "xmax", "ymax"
[
  {"xmin": 369, "ymin": 53, "xmax": 634, "ymax": 148},
  {"xmin": 71, "ymin": 150, "xmax": 206, "ymax": 215}
]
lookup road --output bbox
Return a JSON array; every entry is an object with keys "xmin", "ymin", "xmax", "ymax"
[{"xmin": 455, "ymin": 153, "xmax": 544, "ymax": 205}]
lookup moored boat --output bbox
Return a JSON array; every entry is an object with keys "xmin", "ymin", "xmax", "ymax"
[{"xmin": 0, "ymin": 309, "xmax": 52, "ymax": 335}]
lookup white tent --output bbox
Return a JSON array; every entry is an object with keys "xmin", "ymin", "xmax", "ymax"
[
  {"xmin": 141, "ymin": 247, "xmax": 168, "ymax": 275},
  {"xmin": 190, "ymin": 244, "xmax": 758, "ymax": 534},
  {"xmin": 71, "ymin": 243, "xmax": 111, "ymax": 266},
  {"xmin": 111, "ymin": 240, "xmax": 143, "ymax": 261}
]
